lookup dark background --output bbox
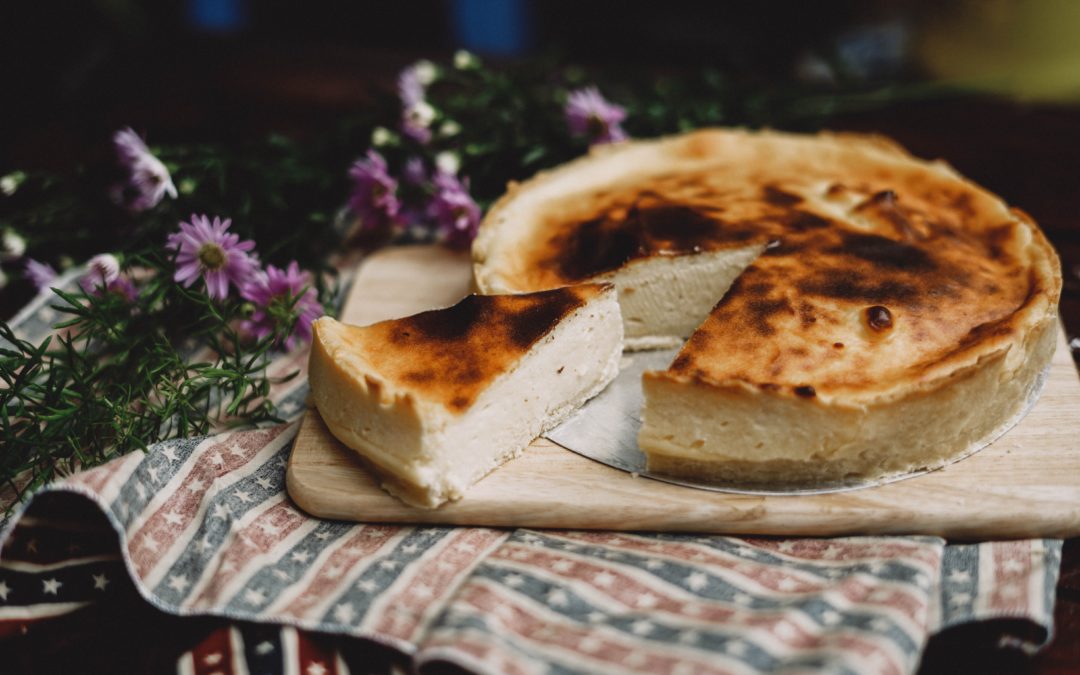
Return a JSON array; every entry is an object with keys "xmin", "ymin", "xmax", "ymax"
[{"xmin": 0, "ymin": 0, "xmax": 1014, "ymax": 168}]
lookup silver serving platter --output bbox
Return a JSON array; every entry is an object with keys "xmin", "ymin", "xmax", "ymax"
[{"xmin": 544, "ymin": 347, "xmax": 1052, "ymax": 496}]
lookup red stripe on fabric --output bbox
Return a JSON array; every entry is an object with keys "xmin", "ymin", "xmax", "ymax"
[
  {"xmin": 0, "ymin": 619, "xmax": 31, "ymax": 639},
  {"xmin": 555, "ymin": 532, "xmax": 939, "ymax": 570},
  {"xmin": 559, "ymin": 535, "xmax": 932, "ymax": 622},
  {"xmin": 832, "ymin": 633, "xmax": 907, "ymax": 675},
  {"xmin": 441, "ymin": 581, "xmax": 735, "ymax": 675},
  {"xmin": 498, "ymin": 544, "xmax": 718, "ymax": 613},
  {"xmin": 0, "ymin": 612, "xmax": 79, "ymax": 639},
  {"xmin": 296, "ymin": 631, "xmax": 337, "ymax": 675},
  {"xmin": 559, "ymin": 531, "xmax": 939, "ymax": 578},
  {"xmin": 371, "ymin": 529, "xmax": 506, "ymax": 641},
  {"xmin": 541, "ymin": 534, "xmax": 826, "ymax": 590},
  {"xmin": 454, "ymin": 580, "xmax": 908, "ymax": 675},
  {"xmin": 742, "ymin": 613, "xmax": 910, "ymax": 671},
  {"xmin": 743, "ymin": 537, "xmax": 941, "ymax": 568},
  {"xmin": 278, "ymin": 525, "xmax": 400, "ymax": 619},
  {"xmin": 496, "ymin": 542, "xmax": 928, "ymax": 635},
  {"xmin": 191, "ymin": 625, "xmax": 234, "ymax": 675},
  {"xmin": 495, "ymin": 544, "xmax": 928, "ymax": 627},
  {"xmin": 425, "ymin": 635, "xmax": 536, "ymax": 675},
  {"xmin": 62, "ymin": 458, "xmax": 119, "ymax": 496},
  {"xmin": 988, "ymin": 541, "xmax": 1033, "ymax": 614},
  {"xmin": 189, "ymin": 499, "xmax": 308, "ymax": 607},
  {"xmin": 128, "ymin": 426, "xmax": 289, "ymax": 578}
]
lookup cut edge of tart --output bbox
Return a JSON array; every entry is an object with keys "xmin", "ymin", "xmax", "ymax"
[
  {"xmin": 307, "ymin": 283, "xmax": 624, "ymax": 508},
  {"xmin": 639, "ymin": 314, "xmax": 1058, "ymax": 487}
]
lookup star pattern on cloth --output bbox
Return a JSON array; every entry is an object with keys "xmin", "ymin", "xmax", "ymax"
[
  {"xmin": 244, "ymin": 588, "xmax": 267, "ymax": 606},
  {"xmin": 333, "ymin": 602, "xmax": 356, "ymax": 624}
]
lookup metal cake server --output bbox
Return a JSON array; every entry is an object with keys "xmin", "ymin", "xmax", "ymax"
[{"xmin": 544, "ymin": 349, "xmax": 677, "ymax": 475}]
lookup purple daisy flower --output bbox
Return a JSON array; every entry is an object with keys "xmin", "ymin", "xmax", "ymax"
[
  {"xmin": 112, "ymin": 127, "xmax": 178, "ymax": 212},
  {"xmin": 427, "ymin": 171, "xmax": 482, "ymax": 250},
  {"xmin": 24, "ymin": 258, "xmax": 57, "ymax": 292},
  {"xmin": 77, "ymin": 254, "xmax": 139, "ymax": 301},
  {"xmin": 79, "ymin": 253, "xmax": 120, "ymax": 294},
  {"xmin": 401, "ymin": 100, "xmax": 435, "ymax": 145},
  {"xmin": 398, "ymin": 62, "xmax": 435, "ymax": 108},
  {"xmin": 105, "ymin": 276, "xmax": 139, "ymax": 302},
  {"xmin": 403, "ymin": 156, "xmax": 428, "ymax": 186},
  {"xmin": 166, "ymin": 215, "xmax": 258, "ymax": 301},
  {"xmin": 564, "ymin": 86, "xmax": 629, "ymax": 145},
  {"xmin": 348, "ymin": 150, "xmax": 402, "ymax": 234},
  {"xmin": 240, "ymin": 262, "xmax": 323, "ymax": 350},
  {"xmin": 398, "ymin": 61, "xmax": 438, "ymax": 144}
]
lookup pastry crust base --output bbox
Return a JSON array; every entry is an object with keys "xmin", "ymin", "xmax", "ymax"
[{"xmin": 641, "ymin": 316, "xmax": 1058, "ymax": 486}]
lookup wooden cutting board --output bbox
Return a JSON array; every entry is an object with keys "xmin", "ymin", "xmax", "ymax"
[{"xmin": 287, "ymin": 245, "xmax": 1080, "ymax": 538}]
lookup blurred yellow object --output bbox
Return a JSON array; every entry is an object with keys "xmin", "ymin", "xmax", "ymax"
[{"xmin": 917, "ymin": 0, "xmax": 1080, "ymax": 101}]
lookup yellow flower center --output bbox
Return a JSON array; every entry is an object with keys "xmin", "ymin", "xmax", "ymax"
[{"xmin": 198, "ymin": 243, "xmax": 227, "ymax": 270}]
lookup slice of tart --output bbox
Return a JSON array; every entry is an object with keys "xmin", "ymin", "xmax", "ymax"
[
  {"xmin": 473, "ymin": 128, "xmax": 1062, "ymax": 487},
  {"xmin": 308, "ymin": 284, "xmax": 623, "ymax": 508}
]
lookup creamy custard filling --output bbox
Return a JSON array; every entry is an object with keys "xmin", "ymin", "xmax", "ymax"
[{"xmin": 309, "ymin": 285, "xmax": 624, "ymax": 508}]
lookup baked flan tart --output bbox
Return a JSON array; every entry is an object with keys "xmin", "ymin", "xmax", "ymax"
[
  {"xmin": 473, "ymin": 128, "xmax": 1061, "ymax": 486},
  {"xmin": 308, "ymin": 284, "xmax": 623, "ymax": 507}
]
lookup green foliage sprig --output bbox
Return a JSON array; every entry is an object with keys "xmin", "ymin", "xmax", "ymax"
[{"xmin": 0, "ymin": 247, "xmax": 313, "ymax": 506}]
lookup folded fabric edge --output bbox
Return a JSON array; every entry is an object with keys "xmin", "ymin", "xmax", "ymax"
[{"xmin": 0, "ymin": 482, "xmax": 424, "ymax": 659}]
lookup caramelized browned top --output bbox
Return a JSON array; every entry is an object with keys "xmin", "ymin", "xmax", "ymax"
[
  {"xmin": 331, "ymin": 284, "xmax": 607, "ymax": 412},
  {"xmin": 519, "ymin": 173, "xmax": 774, "ymax": 288},
  {"xmin": 478, "ymin": 129, "xmax": 1061, "ymax": 400},
  {"xmin": 538, "ymin": 191, "xmax": 764, "ymax": 282}
]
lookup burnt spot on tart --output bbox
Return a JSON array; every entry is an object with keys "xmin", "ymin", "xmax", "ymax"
[
  {"xmin": 785, "ymin": 211, "xmax": 832, "ymax": 232},
  {"xmin": 826, "ymin": 232, "xmax": 935, "ymax": 271},
  {"xmin": 985, "ymin": 224, "xmax": 1017, "ymax": 262},
  {"xmin": 798, "ymin": 274, "xmax": 919, "ymax": 304},
  {"xmin": 547, "ymin": 203, "xmax": 758, "ymax": 281},
  {"xmin": 363, "ymin": 284, "xmax": 608, "ymax": 412},
  {"xmin": 865, "ymin": 306, "xmax": 894, "ymax": 332},
  {"xmin": 763, "ymin": 185, "xmax": 803, "ymax": 206},
  {"xmin": 525, "ymin": 176, "xmax": 782, "ymax": 284},
  {"xmin": 854, "ymin": 190, "xmax": 913, "ymax": 235},
  {"xmin": 744, "ymin": 298, "xmax": 794, "ymax": 337},
  {"xmin": 505, "ymin": 289, "xmax": 586, "ymax": 348}
]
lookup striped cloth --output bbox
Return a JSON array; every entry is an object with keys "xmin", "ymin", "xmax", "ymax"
[{"xmin": 0, "ymin": 275, "xmax": 1063, "ymax": 674}]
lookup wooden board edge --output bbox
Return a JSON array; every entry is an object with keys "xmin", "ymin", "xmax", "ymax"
[{"xmin": 286, "ymin": 404, "xmax": 1080, "ymax": 539}]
